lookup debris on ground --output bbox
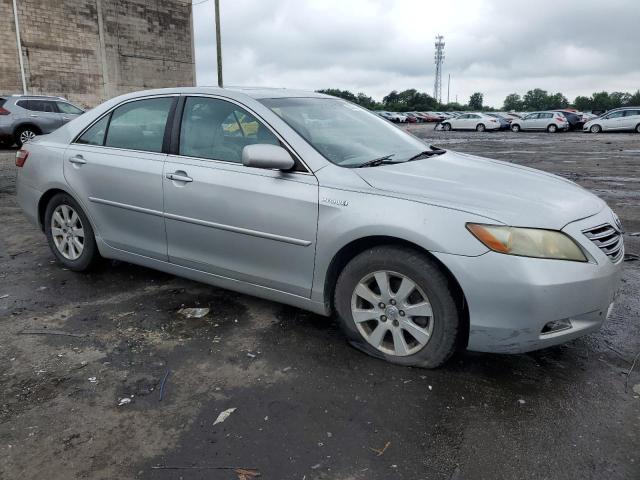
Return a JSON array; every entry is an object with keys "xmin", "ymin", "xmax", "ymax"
[
  {"xmin": 370, "ymin": 441, "xmax": 391, "ymax": 456},
  {"xmin": 177, "ymin": 307, "xmax": 210, "ymax": 319},
  {"xmin": 518, "ymin": 399, "xmax": 526, "ymax": 405},
  {"xmin": 213, "ymin": 407, "xmax": 237, "ymax": 425},
  {"xmin": 88, "ymin": 377, "xmax": 97, "ymax": 384},
  {"xmin": 18, "ymin": 329, "xmax": 86, "ymax": 338},
  {"xmin": 246, "ymin": 352, "xmax": 256, "ymax": 358},
  {"xmin": 159, "ymin": 369, "xmax": 170, "ymax": 401},
  {"xmin": 234, "ymin": 467, "xmax": 261, "ymax": 479},
  {"xmin": 629, "ymin": 232, "xmax": 640, "ymax": 237},
  {"xmin": 118, "ymin": 397, "xmax": 132, "ymax": 406},
  {"xmin": 0, "ymin": 294, "xmax": 9, "ymax": 299},
  {"xmin": 633, "ymin": 384, "xmax": 640, "ymax": 396}
]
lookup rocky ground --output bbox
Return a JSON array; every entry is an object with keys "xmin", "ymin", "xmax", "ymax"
[{"xmin": 0, "ymin": 126, "xmax": 639, "ymax": 480}]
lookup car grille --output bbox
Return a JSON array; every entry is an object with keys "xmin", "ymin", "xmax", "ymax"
[{"xmin": 582, "ymin": 223, "xmax": 624, "ymax": 263}]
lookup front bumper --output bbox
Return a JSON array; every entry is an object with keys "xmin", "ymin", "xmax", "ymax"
[{"xmin": 434, "ymin": 208, "xmax": 623, "ymax": 353}]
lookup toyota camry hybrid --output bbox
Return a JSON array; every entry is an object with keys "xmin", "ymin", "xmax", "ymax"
[{"xmin": 15, "ymin": 87, "xmax": 623, "ymax": 368}]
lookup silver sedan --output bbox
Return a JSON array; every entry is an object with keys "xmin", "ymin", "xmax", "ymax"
[{"xmin": 15, "ymin": 87, "xmax": 623, "ymax": 367}]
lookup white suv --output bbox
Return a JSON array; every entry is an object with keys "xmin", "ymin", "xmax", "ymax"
[{"xmin": 583, "ymin": 107, "xmax": 640, "ymax": 133}]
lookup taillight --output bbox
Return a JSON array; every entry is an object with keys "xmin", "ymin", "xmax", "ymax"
[
  {"xmin": 15, "ymin": 149, "xmax": 29, "ymax": 167},
  {"xmin": 0, "ymin": 107, "xmax": 10, "ymax": 115}
]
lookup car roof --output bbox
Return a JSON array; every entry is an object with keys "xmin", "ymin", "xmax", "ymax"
[{"xmin": 8, "ymin": 94, "xmax": 68, "ymax": 100}]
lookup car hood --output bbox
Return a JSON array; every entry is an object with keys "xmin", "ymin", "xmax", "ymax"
[{"xmin": 355, "ymin": 150, "xmax": 605, "ymax": 229}]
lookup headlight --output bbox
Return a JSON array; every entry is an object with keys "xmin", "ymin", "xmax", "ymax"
[{"xmin": 466, "ymin": 223, "xmax": 587, "ymax": 262}]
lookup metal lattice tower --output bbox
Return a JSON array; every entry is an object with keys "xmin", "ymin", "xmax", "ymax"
[{"xmin": 433, "ymin": 35, "xmax": 445, "ymax": 103}]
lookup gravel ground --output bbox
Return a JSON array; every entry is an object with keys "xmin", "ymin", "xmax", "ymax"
[{"xmin": 0, "ymin": 127, "xmax": 639, "ymax": 480}]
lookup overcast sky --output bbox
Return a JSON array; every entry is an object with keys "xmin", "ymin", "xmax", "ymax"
[{"xmin": 192, "ymin": 0, "xmax": 640, "ymax": 107}]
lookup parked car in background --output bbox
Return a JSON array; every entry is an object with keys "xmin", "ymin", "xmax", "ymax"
[
  {"xmin": 485, "ymin": 113, "xmax": 511, "ymax": 130},
  {"xmin": 15, "ymin": 86, "xmax": 623, "ymax": 368},
  {"xmin": 510, "ymin": 112, "xmax": 569, "ymax": 133},
  {"xmin": 583, "ymin": 107, "xmax": 640, "ymax": 133},
  {"xmin": 441, "ymin": 113, "xmax": 501, "ymax": 131},
  {"xmin": 403, "ymin": 112, "xmax": 423, "ymax": 123},
  {"xmin": 553, "ymin": 110, "xmax": 584, "ymax": 130},
  {"xmin": 0, "ymin": 94, "xmax": 84, "ymax": 147},
  {"xmin": 376, "ymin": 111, "xmax": 407, "ymax": 123},
  {"xmin": 417, "ymin": 112, "xmax": 442, "ymax": 122}
]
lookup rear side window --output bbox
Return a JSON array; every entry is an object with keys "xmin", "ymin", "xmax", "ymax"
[
  {"xmin": 18, "ymin": 100, "xmax": 57, "ymax": 112},
  {"xmin": 76, "ymin": 115, "xmax": 109, "ymax": 146},
  {"xmin": 105, "ymin": 97, "xmax": 174, "ymax": 153},
  {"xmin": 541, "ymin": 113, "xmax": 553, "ymax": 119},
  {"xmin": 179, "ymin": 97, "xmax": 279, "ymax": 163},
  {"xmin": 624, "ymin": 110, "xmax": 640, "ymax": 117}
]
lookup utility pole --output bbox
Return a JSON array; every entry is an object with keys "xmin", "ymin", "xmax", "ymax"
[
  {"xmin": 433, "ymin": 35, "xmax": 445, "ymax": 103},
  {"xmin": 12, "ymin": 0, "xmax": 27, "ymax": 94},
  {"xmin": 447, "ymin": 74, "xmax": 450, "ymax": 105},
  {"xmin": 214, "ymin": 0, "xmax": 223, "ymax": 87}
]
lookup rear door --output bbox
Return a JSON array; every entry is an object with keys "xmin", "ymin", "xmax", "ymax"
[
  {"xmin": 64, "ymin": 95, "xmax": 176, "ymax": 260},
  {"xmin": 18, "ymin": 99, "xmax": 62, "ymax": 133},
  {"xmin": 622, "ymin": 109, "xmax": 640, "ymax": 130},
  {"xmin": 163, "ymin": 95, "xmax": 319, "ymax": 297}
]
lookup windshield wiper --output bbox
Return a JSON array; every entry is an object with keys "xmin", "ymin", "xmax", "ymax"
[
  {"xmin": 406, "ymin": 148, "xmax": 446, "ymax": 162},
  {"xmin": 355, "ymin": 154, "xmax": 399, "ymax": 168}
]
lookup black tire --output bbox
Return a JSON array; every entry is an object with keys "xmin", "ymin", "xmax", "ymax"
[
  {"xmin": 476, "ymin": 123, "xmax": 485, "ymax": 132},
  {"xmin": 15, "ymin": 125, "xmax": 40, "ymax": 147},
  {"xmin": 334, "ymin": 246, "xmax": 460, "ymax": 368},
  {"xmin": 511, "ymin": 124, "xmax": 521, "ymax": 132},
  {"xmin": 590, "ymin": 124, "xmax": 602, "ymax": 134},
  {"xmin": 635, "ymin": 124, "xmax": 640, "ymax": 133},
  {"xmin": 442, "ymin": 123, "xmax": 452, "ymax": 131},
  {"xmin": 547, "ymin": 124, "xmax": 558, "ymax": 133},
  {"xmin": 44, "ymin": 193, "xmax": 100, "ymax": 271}
]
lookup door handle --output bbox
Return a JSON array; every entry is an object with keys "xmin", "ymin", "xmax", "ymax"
[
  {"xmin": 29, "ymin": 114, "xmax": 39, "ymax": 118},
  {"xmin": 68, "ymin": 155, "xmax": 87, "ymax": 165},
  {"xmin": 62, "ymin": 117, "xmax": 70, "ymax": 121},
  {"xmin": 166, "ymin": 172, "xmax": 193, "ymax": 183}
]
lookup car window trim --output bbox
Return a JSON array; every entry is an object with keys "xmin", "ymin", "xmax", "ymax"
[
  {"xmin": 170, "ymin": 93, "xmax": 312, "ymax": 175},
  {"xmin": 71, "ymin": 94, "xmax": 180, "ymax": 153}
]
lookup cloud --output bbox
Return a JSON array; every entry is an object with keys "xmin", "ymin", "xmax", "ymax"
[{"xmin": 192, "ymin": 0, "xmax": 640, "ymax": 106}]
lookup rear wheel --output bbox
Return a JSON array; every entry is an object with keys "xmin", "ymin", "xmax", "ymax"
[
  {"xmin": 547, "ymin": 124, "xmax": 558, "ymax": 133},
  {"xmin": 15, "ymin": 125, "xmax": 39, "ymax": 147},
  {"xmin": 44, "ymin": 193, "xmax": 100, "ymax": 271},
  {"xmin": 476, "ymin": 123, "xmax": 486, "ymax": 132},
  {"xmin": 442, "ymin": 123, "xmax": 452, "ymax": 131},
  {"xmin": 334, "ymin": 246, "xmax": 460, "ymax": 368},
  {"xmin": 635, "ymin": 124, "xmax": 640, "ymax": 133},
  {"xmin": 511, "ymin": 124, "xmax": 521, "ymax": 132},
  {"xmin": 590, "ymin": 124, "xmax": 602, "ymax": 133}
]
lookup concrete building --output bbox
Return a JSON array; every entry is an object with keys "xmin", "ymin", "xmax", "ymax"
[{"xmin": 1, "ymin": 0, "xmax": 195, "ymax": 107}]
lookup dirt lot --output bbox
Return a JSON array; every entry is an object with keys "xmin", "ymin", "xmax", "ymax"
[{"xmin": 1, "ymin": 127, "xmax": 639, "ymax": 480}]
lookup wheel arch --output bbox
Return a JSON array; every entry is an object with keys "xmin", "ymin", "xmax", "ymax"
[
  {"xmin": 15, "ymin": 122, "xmax": 42, "ymax": 135},
  {"xmin": 323, "ymin": 235, "xmax": 469, "ymax": 349},
  {"xmin": 37, "ymin": 188, "xmax": 75, "ymax": 231}
]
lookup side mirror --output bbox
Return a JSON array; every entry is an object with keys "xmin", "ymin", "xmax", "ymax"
[{"xmin": 242, "ymin": 144, "xmax": 295, "ymax": 171}]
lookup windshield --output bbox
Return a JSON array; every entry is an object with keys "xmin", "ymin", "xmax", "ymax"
[{"xmin": 259, "ymin": 97, "xmax": 434, "ymax": 167}]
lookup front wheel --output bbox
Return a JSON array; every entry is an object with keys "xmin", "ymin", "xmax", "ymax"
[
  {"xmin": 511, "ymin": 124, "xmax": 521, "ymax": 132},
  {"xmin": 44, "ymin": 193, "xmax": 100, "ymax": 271},
  {"xmin": 635, "ymin": 124, "xmax": 640, "ymax": 133},
  {"xmin": 334, "ymin": 246, "xmax": 460, "ymax": 368},
  {"xmin": 476, "ymin": 123, "xmax": 486, "ymax": 132},
  {"xmin": 442, "ymin": 123, "xmax": 452, "ymax": 131},
  {"xmin": 590, "ymin": 124, "xmax": 602, "ymax": 133},
  {"xmin": 547, "ymin": 124, "xmax": 558, "ymax": 133}
]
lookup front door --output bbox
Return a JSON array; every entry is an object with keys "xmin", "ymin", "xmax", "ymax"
[
  {"xmin": 64, "ymin": 96, "xmax": 176, "ymax": 260},
  {"xmin": 55, "ymin": 100, "xmax": 85, "ymax": 126},
  {"xmin": 163, "ymin": 96, "xmax": 319, "ymax": 297}
]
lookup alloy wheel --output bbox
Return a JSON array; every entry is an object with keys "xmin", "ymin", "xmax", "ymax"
[
  {"xmin": 350, "ymin": 270, "xmax": 434, "ymax": 357},
  {"xmin": 548, "ymin": 124, "xmax": 557, "ymax": 133},
  {"xmin": 590, "ymin": 125, "xmax": 601, "ymax": 133},
  {"xmin": 20, "ymin": 129, "xmax": 36, "ymax": 144},
  {"xmin": 51, "ymin": 204, "xmax": 85, "ymax": 260}
]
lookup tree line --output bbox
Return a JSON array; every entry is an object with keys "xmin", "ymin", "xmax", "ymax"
[{"xmin": 317, "ymin": 88, "xmax": 640, "ymax": 113}]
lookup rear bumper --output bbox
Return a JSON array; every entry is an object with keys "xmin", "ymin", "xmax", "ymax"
[{"xmin": 434, "ymin": 209, "xmax": 623, "ymax": 353}]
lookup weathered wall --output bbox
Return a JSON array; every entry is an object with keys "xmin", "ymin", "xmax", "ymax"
[{"xmin": 0, "ymin": 0, "xmax": 195, "ymax": 107}]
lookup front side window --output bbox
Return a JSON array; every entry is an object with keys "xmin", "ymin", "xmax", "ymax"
[
  {"xmin": 76, "ymin": 115, "xmax": 109, "ymax": 146},
  {"xmin": 604, "ymin": 111, "xmax": 624, "ymax": 119},
  {"xmin": 56, "ymin": 102, "xmax": 84, "ymax": 115},
  {"xmin": 260, "ymin": 98, "xmax": 434, "ymax": 168},
  {"xmin": 179, "ymin": 97, "xmax": 279, "ymax": 163},
  {"xmin": 105, "ymin": 97, "xmax": 174, "ymax": 153}
]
